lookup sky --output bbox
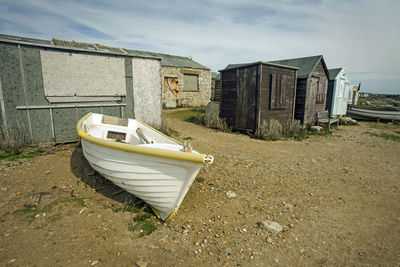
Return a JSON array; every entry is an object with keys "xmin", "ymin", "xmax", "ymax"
[{"xmin": 0, "ymin": 0, "xmax": 399, "ymax": 94}]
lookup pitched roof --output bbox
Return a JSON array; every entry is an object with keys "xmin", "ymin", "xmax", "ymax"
[
  {"xmin": 328, "ymin": 68, "xmax": 342, "ymax": 80},
  {"xmin": 212, "ymin": 72, "xmax": 220, "ymax": 79},
  {"xmin": 268, "ymin": 55, "xmax": 326, "ymax": 78},
  {"xmin": 124, "ymin": 49, "xmax": 209, "ymax": 70},
  {"xmin": 0, "ymin": 34, "xmax": 209, "ymax": 70},
  {"xmin": 221, "ymin": 61, "xmax": 299, "ymax": 72},
  {"xmin": 0, "ymin": 34, "xmax": 52, "ymax": 45}
]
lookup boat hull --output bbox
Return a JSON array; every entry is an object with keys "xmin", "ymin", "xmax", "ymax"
[
  {"xmin": 82, "ymin": 139, "xmax": 202, "ymax": 220},
  {"xmin": 347, "ymin": 106, "xmax": 400, "ymax": 121},
  {"xmin": 76, "ymin": 113, "xmax": 213, "ymax": 220}
]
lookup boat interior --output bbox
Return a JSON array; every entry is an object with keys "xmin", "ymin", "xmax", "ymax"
[{"xmin": 83, "ymin": 113, "xmax": 178, "ymax": 146}]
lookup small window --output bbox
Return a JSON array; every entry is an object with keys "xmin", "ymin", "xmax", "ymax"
[
  {"xmin": 316, "ymin": 80, "xmax": 325, "ymax": 104},
  {"xmin": 183, "ymin": 74, "xmax": 199, "ymax": 91}
]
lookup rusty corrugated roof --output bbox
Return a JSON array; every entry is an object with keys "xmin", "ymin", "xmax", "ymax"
[
  {"xmin": 52, "ymin": 38, "xmax": 127, "ymax": 54},
  {"xmin": 0, "ymin": 34, "xmax": 210, "ymax": 70}
]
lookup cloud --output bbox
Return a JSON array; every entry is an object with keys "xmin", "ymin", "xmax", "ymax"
[{"xmin": 0, "ymin": 0, "xmax": 399, "ymax": 93}]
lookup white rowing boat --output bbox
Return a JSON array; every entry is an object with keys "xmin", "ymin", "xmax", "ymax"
[{"xmin": 76, "ymin": 113, "xmax": 213, "ymax": 220}]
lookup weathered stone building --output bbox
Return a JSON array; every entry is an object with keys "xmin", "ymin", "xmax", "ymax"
[{"xmin": 126, "ymin": 50, "xmax": 211, "ymax": 108}]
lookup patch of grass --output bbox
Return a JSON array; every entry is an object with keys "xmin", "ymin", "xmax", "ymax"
[
  {"xmin": 183, "ymin": 136, "xmax": 192, "ymax": 140},
  {"xmin": 170, "ymin": 108, "xmax": 205, "ymax": 121},
  {"xmin": 133, "ymin": 212, "xmax": 152, "ymax": 222},
  {"xmin": 113, "ymin": 204, "xmax": 141, "ymax": 213},
  {"xmin": 364, "ymin": 132, "xmax": 400, "ymax": 142},
  {"xmin": 0, "ymin": 148, "xmax": 43, "ymax": 161},
  {"xmin": 308, "ymin": 130, "xmax": 333, "ymax": 137},
  {"xmin": 184, "ymin": 115, "xmax": 198, "ymax": 123},
  {"xmin": 13, "ymin": 207, "xmax": 40, "ymax": 221},
  {"xmin": 43, "ymin": 197, "xmax": 86, "ymax": 212},
  {"xmin": 0, "ymin": 122, "xmax": 28, "ymax": 154},
  {"xmin": 293, "ymin": 135, "xmax": 309, "ymax": 141},
  {"xmin": 195, "ymin": 177, "xmax": 205, "ymax": 183},
  {"xmin": 132, "ymin": 212, "xmax": 156, "ymax": 236},
  {"xmin": 13, "ymin": 208, "xmax": 38, "ymax": 215},
  {"xmin": 138, "ymin": 221, "xmax": 156, "ymax": 236}
]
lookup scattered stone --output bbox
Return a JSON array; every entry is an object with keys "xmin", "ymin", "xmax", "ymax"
[
  {"xmin": 147, "ymin": 244, "xmax": 157, "ymax": 249},
  {"xmin": 136, "ymin": 260, "xmax": 147, "ymax": 267},
  {"xmin": 44, "ymin": 170, "xmax": 51, "ymax": 174},
  {"xmin": 9, "ymin": 258, "xmax": 16, "ymax": 263},
  {"xmin": 257, "ymin": 220, "xmax": 283, "ymax": 232},
  {"xmin": 266, "ymin": 237, "xmax": 273, "ymax": 244},
  {"xmin": 225, "ymin": 191, "xmax": 237, "ymax": 198},
  {"xmin": 222, "ymin": 247, "xmax": 231, "ymax": 257},
  {"xmin": 340, "ymin": 117, "xmax": 357, "ymax": 125},
  {"xmin": 285, "ymin": 203, "xmax": 294, "ymax": 212},
  {"xmin": 194, "ymin": 242, "xmax": 200, "ymax": 247},
  {"xmin": 311, "ymin": 159, "xmax": 317, "ymax": 163},
  {"xmin": 79, "ymin": 207, "xmax": 87, "ymax": 214},
  {"xmin": 24, "ymin": 194, "xmax": 41, "ymax": 208},
  {"xmin": 91, "ymin": 260, "xmax": 99, "ymax": 266},
  {"xmin": 311, "ymin": 126, "xmax": 323, "ymax": 132}
]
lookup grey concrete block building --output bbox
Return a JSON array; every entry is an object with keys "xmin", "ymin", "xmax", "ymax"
[{"xmin": 0, "ymin": 34, "xmax": 162, "ymax": 144}]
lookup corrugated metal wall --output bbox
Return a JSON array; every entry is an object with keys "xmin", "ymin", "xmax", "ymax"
[{"xmin": 0, "ymin": 42, "xmax": 162, "ymax": 144}]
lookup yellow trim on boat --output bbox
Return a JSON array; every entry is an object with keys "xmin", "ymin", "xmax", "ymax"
[
  {"xmin": 76, "ymin": 113, "xmax": 213, "ymax": 164},
  {"xmin": 77, "ymin": 130, "xmax": 90, "ymax": 137},
  {"xmin": 150, "ymin": 206, "xmax": 160, "ymax": 219},
  {"xmin": 165, "ymin": 209, "xmax": 178, "ymax": 221}
]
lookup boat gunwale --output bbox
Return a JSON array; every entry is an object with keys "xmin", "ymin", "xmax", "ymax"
[{"xmin": 77, "ymin": 112, "xmax": 213, "ymax": 164}]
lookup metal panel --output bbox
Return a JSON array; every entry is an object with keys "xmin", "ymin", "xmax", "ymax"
[{"xmin": 40, "ymin": 50, "xmax": 126, "ymax": 96}]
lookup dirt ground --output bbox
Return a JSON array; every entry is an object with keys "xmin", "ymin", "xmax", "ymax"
[{"xmin": 1, "ymin": 109, "xmax": 400, "ymax": 266}]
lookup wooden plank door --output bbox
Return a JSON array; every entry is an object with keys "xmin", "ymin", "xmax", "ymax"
[{"xmin": 236, "ymin": 66, "xmax": 257, "ymax": 131}]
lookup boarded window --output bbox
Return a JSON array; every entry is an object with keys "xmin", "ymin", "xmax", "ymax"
[
  {"xmin": 40, "ymin": 50, "xmax": 126, "ymax": 97},
  {"xmin": 183, "ymin": 74, "xmax": 199, "ymax": 91},
  {"xmin": 270, "ymin": 74, "xmax": 289, "ymax": 109},
  {"xmin": 316, "ymin": 79, "xmax": 325, "ymax": 104}
]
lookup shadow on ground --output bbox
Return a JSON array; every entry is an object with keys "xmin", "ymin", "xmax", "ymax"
[{"xmin": 69, "ymin": 144, "xmax": 149, "ymax": 211}]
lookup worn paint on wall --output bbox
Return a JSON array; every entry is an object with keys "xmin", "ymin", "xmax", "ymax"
[
  {"xmin": 0, "ymin": 42, "xmax": 160, "ymax": 144},
  {"xmin": 295, "ymin": 60, "xmax": 328, "ymax": 125},
  {"xmin": 162, "ymin": 66, "xmax": 211, "ymax": 107},
  {"xmin": 132, "ymin": 57, "xmax": 162, "ymax": 128},
  {"xmin": 163, "ymin": 77, "xmax": 179, "ymax": 107},
  {"xmin": 40, "ymin": 50, "xmax": 126, "ymax": 96},
  {"xmin": 221, "ymin": 63, "xmax": 297, "ymax": 132},
  {"xmin": 328, "ymin": 68, "xmax": 350, "ymax": 118}
]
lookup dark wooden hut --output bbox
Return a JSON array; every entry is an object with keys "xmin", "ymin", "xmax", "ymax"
[
  {"xmin": 269, "ymin": 55, "xmax": 330, "ymax": 125},
  {"xmin": 219, "ymin": 62, "xmax": 298, "ymax": 132}
]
